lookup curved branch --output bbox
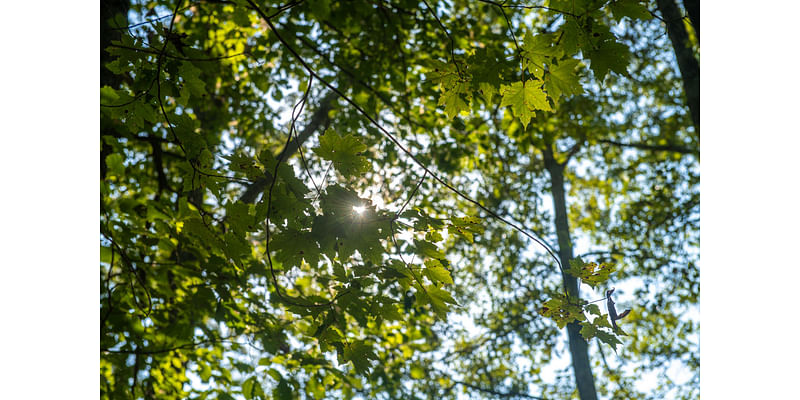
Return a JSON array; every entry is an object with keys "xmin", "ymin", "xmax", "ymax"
[
  {"xmin": 238, "ymin": 90, "xmax": 337, "ymax": 204},
  {"xmin": 446, "ymin": 377, "xmax": 547, "ymax": 400}
]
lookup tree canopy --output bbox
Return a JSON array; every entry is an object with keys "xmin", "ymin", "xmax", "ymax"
[{"xmin": 100, "ymin": 0, "xmax": 699, "ymax": 399}]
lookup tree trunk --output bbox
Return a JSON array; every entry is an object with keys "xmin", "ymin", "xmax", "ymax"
[
  {"xmin": 683, "ymin": 0, "xmax": 699, "ymax": 42},
  {"xmin": 543, "ymin": 146, "xmax": 598, "ymax": 400},
  {"xmin": 101, "ymin": 0, "xmax": 129, "ymax": 180},
  {"xmin": 656, "ymin": 0, "xmax": 700, "ymax": 135}
]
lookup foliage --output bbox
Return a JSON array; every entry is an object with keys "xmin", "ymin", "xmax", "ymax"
[{"xmin": 101, "ymin": 0, "xmax": 698, "ymax": 399}]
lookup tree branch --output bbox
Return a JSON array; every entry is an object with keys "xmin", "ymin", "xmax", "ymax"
[
  {"xmin": 238, "ymin": 90, "xmax": 337, "ymax": 204},
  {"xmin": 596, "ymin": 138, "xmax": 697, "ymax": 155},
  {"xmin": 149, "ymin": 136, "xmax": 171, "ymax": 198},
  {"xmin": 447, "ymin": 377, "xmax": 547, "ymax": 400}
]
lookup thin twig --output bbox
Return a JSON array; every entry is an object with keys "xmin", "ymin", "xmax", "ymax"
[
  {"xmin": 477, "ymin": 0, "xmax": 524, "ymax": 78},
  {"xmin": 421, "ymin": 0, "xmax": 463, "ymax": 77},
  {"xmin": 107, "ymin": 43, "xmax": 249, "ymax": 62},
  {"xmin": 476, "ymin": 0, "xmax": 577, "ymax": 18}
]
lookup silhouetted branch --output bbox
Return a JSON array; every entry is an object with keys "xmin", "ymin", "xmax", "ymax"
[{"xmin": 597, "ymin": 138, "xmax": 697, "ymax": 155}]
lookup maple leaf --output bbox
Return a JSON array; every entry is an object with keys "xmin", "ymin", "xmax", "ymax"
[
  {"xmin": 424, "ymin": 259, "xmax": 454, "ymax": 285},
  {"xmin": 313, "ymin": 131, "xmax": 371, "ymax": 178},
  {"xmin": 521, "ymin": 32, "xmax": 558, "ymax": 79},
  {"xmin": 426, "ymin": 285, "xmax": 458, "ymax": 319},
  {"xmin": 439, "ymin": 86, "xmax": 469, "ymax": 119},
  {"xmin": 271, "ymin": 228, "xmax": 320, "ymax": 268},
  {"xmin": 610, "ymin": 0, "xmax": 653, "ymax": 21},
  {"xmin": 500, "ymin": 80, "xmax": 552, "ymax": 129},
  {"xmin": 538, "ymin": 297, "xmax": 586, "ymax": 329},
  {"xmin": 586, "ymin": 40, "xmax": 631, "ymax": 82},
  {"xmin": 345, "ymin": 340, "xmax": 378, "ymax": 376},
  {"xmin": 568, "ymin": 258, "xmax": 616, "ymax": 287},
  {"xmin": 545, "ymin": 58, "xmax": 584, "ymax": 105}
]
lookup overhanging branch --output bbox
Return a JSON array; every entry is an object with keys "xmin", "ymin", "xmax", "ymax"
[
  {"xmin": 238, "ymin": 90, "xmax": 337, "ymax": 204},
  {"xmin": 597, "ymin": 138, "xmax": 697, "ymax": 155}
]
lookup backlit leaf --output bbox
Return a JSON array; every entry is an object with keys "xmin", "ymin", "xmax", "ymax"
[
  {"xmin": 546, "ymin": 58, "xmax": 584, "ymax": 105},
  {"xmin": 500, "ymin": 81, "xmax": 552, "ymax": 130},
  {"xmin": 313, "ymin": 131, "xmax": 370, "ymax": 178}
]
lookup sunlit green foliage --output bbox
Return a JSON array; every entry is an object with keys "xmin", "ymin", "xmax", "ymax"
[{"xmin": 101, "ymin": 0, "xmax": 698, "ymax": 399}]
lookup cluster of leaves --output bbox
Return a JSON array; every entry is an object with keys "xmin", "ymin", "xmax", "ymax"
[
  {"xmin": 100, "ymin": 0, "xmax": 697, "ymax": 399},
  {"xmin": 538, "ymin": 258, "xmax": 623, "ymax": 348},
  {"xmin": 432, "ymin": 0, "xmax": 652, "ymax": 131}
]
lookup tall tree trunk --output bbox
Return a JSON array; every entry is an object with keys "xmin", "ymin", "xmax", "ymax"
[
  {"xmin": 101, "ymin": 0, "xmax": 130, "ymax": 180},
  {"xmin": 101, "ymin": 0, "xmax": 129, "ymax": 88},
  {"xmin": 656, "ymin": 0, "xmax": 700, "ymax": 135},
  {"xmin": 683, "ymin": 0, "xmax": 699, "ymax": 42},
  {"xmin": 543, "ymin": 146, "xmax": 598, "ymax": 400}
]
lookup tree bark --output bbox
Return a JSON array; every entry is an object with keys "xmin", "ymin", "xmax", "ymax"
[
  {"xmin": 101, "ymin": 0, "xmax": 129, "ymax": 88},
  {"xmin": 101, "ymin": 0, "xmax": 130, "ymax": 181},
  {"xmin": 543, "ymin": 146, "xmax": 598, "ymax": 400},
  {"xmin": 683, "ymin": 0, "xmax": 699, "ymax": 41},
  {"xmin": 656, "ymin": 0, "xmax": 700, "ymax": 135}
]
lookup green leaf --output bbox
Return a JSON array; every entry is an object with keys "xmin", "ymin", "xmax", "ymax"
[
  {"xmin": 594, "ymin": 313, "xmax": 613, "ymax": 329},
  {"xmin": 580, "ymin": 322, "xmax": 597, "ymax": 340},
  {"xmin": 374, "ymin": 300, "xmax": 403, "ymax": 321},
  {"xmin": 586, "ymin": 40, "xmax": 630, "ymax": 82},
  {"xmin": 585, "ymin": 303, "xmax": 602, "ymax": 316},
  {"xmin": 224, "ymin": 153, "xmax": 263, "ymax": 180},
  {"xmin": 559, "ymin": 18, "xmax": 590, "ymax": 56},
  {"xmin": 345, "ymin": 340, "xmax": 377, "ymax": 375},
  {"xmin": 414, "ymin": 239, "xmax": 444, "ymax": 259},
  {"xmin": 242, "ymin": 376, "xmax": 265, "ymax": 400},
  {"xmin": 539, "ymin": 297, "xmax": 586, "ymax": 328},
  {"xmin": 500, "ymin": 81, "xmax": 552, "ymax": 130},
  {"xmin": 568, "ymin": 259, "xmax": 616, "ymax": 287},
  {"xmin": 271, "ymin": 228, "xmax": 320, "ymax": 268},
  {"xmin": 610, "ymin": 0, "xmax": 653, "ymax": 20},
  {"xmin": 521, "ymin": 32, "xmax": 558, "ymax": 78},
  {"xmin": 100, "ymin": 86, "xmax": 132, "ymax": 106},
  {"xmin": 424, "ymin": 259, "xmax": 453, "ymax": 285},
  {"xmin": 478, "ymin": 81, "xmax": 498, "ymax": 104},
  {"xmin": 308, "ymin": 0, "xmax": 331, "ymax": 21},
  {"xmin": 427, "ymin": 285, "xmax": 458, "ymax": 319},
  {"xmin": 425, "ymin": 229, "xmax": 443, "ymax": 243},
  {"xmin": 449, "ymin": 216, "xmax": 484, "ymax": 243},
  {"xmin": 596, "ymin": 330, "xmax": 623, "ymax": 347},
  {"xmin": 105, "ymin": 153, "xmax": 124, "ymax": 177},
  {"xmin": 232, "ymin": 8, "xmax": 253, "ymax": 26},
  {"xmin": 182, "ymin": 218, "xmax": 219, "ymax": 244},
  {"xmin": 545, "ymin": 58, "xmax": 584, "ymax": 105},
  {"xmin": 410, "ymin": 364, "xmax": 425, "ymax": 379},
  {"xmin": 226, "ymin": 201, "xmax": 255, "ymax": 234},
  {"xmin": 180, "ymin": 61, "xmax": 206, "ymax": 99},
  {"xmin": 100, "ymin": 246, "xmax": 113, "ymax": 264},
  {"xmin": 171, "ymin": 113, "xmax": 205, "ymax": 159},
  {"xmin": 224, "ymin": 231, "xmax": 250, "ymax": 258},
  {"xmin": 273, "ymin": 378, "xmax": 293, "ymax": 400},
  {"xmin": 428, "ymin": 59, "xmax": 461, "ymax": 89},
  {"xmin": 313, "ymin": 131, "xmax": 371, "ymax": 178},
  {"xmin": 217, "ymin": 392, "xmax": 237, "ymax": 400},
  {"xmin": 438, "ymin": 82, "xmax": 471, "ymax": 119}
]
